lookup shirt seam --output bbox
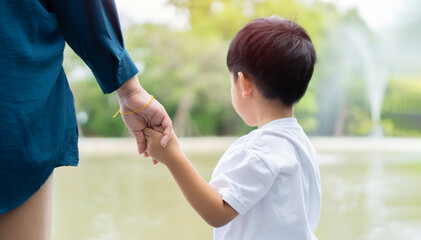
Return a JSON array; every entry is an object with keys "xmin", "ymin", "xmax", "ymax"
[
  {"xmin": 226, "ymin": 141, "xmax": 278, "ymax": 178},
  {"xmin": 248, "ymin": 149, "xmax": 277, "ymax": 178}
]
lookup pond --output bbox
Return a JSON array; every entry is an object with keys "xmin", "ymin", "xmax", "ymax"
[{"xmin": 51, "ymin": 138, "xmax": 421, "ymax": 240}]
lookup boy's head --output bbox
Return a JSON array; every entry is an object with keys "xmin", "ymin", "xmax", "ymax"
[{"xmin": 227, "ymin": 16, "xmax": 316, "ymax": 107}]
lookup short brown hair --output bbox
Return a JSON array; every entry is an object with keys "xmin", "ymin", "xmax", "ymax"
[{"xmin": 227, "ymin": 16, "xmax": 316, "ymax": 106}]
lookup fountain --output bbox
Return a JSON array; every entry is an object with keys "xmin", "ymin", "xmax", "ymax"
[
  {"xmin": 360, "ymin": 44, "xmax": 388, "ymax": 137},
  {"xmin": 317, "ymin": 19, "xmax": 389, "ymax": 137}
]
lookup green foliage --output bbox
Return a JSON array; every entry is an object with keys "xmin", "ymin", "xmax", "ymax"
[
  {"xmin": 64, "ymin": 0, "xmax": 421, "ymax": 137},
  {"xmin": 382, "ymin": 76, "xmax": 421, "ymax": 136},
  {"xmin": 70, "ymin": 78, "xmax": 126, "ymax": 137},
  {"xmin": 295, "ymin": 89, "xmax": 318, "ymax": 134},
  {"xmin": 125, "ymin": 24, "xmax": 243, "ymax": 136}
]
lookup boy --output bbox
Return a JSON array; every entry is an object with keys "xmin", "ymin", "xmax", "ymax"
[{"xmin": 144, "ymin": 16, "xmax": 320, "ymax": 240}]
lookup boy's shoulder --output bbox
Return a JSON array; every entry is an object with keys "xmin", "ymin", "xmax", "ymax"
[
  {"xmin": 231, "ymin": 118, "xmax": 304, "ymax": 150},
  {"xmin": 225, "ymin": 118, "xmax": 305, "ymax": 171}
]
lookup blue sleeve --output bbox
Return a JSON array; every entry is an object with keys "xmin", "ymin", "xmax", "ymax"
[{"xmin": 50, "ymin": 0, "xmax": 139, "ymax": 94}]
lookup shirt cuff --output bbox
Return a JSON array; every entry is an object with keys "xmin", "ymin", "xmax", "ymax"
[
  {"xmin": 96, "ymin": 49, "xmax": 139, "ymax": 94},
  {"xmin": 219, "ymin": 189, "xmax": 248, "ymax": 215}
]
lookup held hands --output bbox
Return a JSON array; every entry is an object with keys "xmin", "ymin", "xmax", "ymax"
[
  {"xmin": 116, "ymin": 76, "xmax": 172, "ymax": 155},
  {"xmin": 144, "ymin": 127, "xmax": 182, "ymax": 166},
  {"xmin": 145, "ymin": 127, "xmax": 239, "ymax": 227}
]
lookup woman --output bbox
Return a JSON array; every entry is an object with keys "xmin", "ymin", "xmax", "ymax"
[{"xmin": 0, "ymin": 0, "xmax": 172, "ymax": 239}]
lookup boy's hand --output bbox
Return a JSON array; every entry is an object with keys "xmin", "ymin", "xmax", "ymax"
[{"xmin": 144, "ymin": 128, "xmax": 181, "ymax": 165}]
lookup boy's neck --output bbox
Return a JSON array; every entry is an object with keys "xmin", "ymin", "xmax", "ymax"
[{"xmin": 254, "ymin": 97, "xmax": 294, "ymax": 128}]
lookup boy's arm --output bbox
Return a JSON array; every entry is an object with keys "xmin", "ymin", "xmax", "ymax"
[
  {"xmin": 167, "ymin": 152, "xmax": 238, "ymax": 228},
  {"xmin": 144, "ymin": 128, "xmax": 238, "ymax": 228}
]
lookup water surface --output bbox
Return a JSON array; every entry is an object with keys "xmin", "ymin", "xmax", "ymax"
[{"xmin": 52, "ymin": 141, "xmax": 421, "ymax": 240}]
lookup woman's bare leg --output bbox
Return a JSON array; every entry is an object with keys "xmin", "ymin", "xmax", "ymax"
[{"xmin": 0, "ymin": 173, "xmax": 53, "ymax": 240}]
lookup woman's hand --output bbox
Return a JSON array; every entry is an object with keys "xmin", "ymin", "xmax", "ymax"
[{"xmin": 116, "ymin": 76, "xmax": 172, "ymax": 155}]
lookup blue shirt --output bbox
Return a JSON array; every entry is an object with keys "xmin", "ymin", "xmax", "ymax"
[{"xmin": 0, "ymin": 0, "xmax": 138, "ymax": 213}]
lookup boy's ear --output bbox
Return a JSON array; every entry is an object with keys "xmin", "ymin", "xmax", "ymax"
[{"xmin": 238, "ymin": 72, "xmax": 253, "ymax": 98}]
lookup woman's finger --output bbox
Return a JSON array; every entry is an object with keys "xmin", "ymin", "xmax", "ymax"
[
  {"xmin": 160, "ymin": 116, "xmax": 173, "ymax": 148},
  {"xmin": 131, "ymin": 129, "xmax": 146, "ymax": 155}
]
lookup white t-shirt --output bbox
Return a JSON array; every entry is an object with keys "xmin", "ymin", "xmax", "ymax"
[{"xmin": 209, "ymin": 118, "xmax": 321, "ymax": 240}]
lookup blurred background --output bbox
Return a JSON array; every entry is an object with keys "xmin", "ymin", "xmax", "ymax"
[
  {"xmin": 52, "ymin": 0, "xmax": 421, "ymax": 239},
  {"xmin": 66, "ymin": 0, "xmax": 421, "ymax": 138}
]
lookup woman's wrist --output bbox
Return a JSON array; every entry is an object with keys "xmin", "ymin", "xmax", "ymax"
[
  {"xmin": 116, "ymin": 75, "xmax": 152, "ymax": 108},
  {"xmin": 116, "ymin": 75, "xmax": 146, "ymax": 98}
]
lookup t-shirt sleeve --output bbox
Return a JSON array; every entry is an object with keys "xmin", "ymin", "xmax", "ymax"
[
  {"xmin": 50, "ymin": 0, "xmax": 138, "ymax": 94},
  {"xmin": 209, "ymin": 148, "xmax": 277, "ymax": 215}
]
